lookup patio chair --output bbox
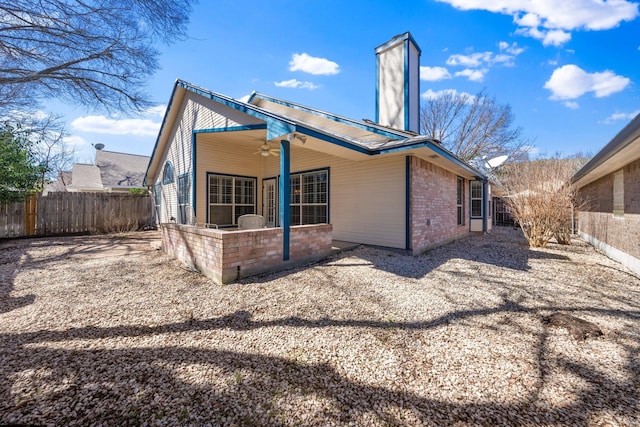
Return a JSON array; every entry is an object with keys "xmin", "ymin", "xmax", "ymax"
[{"xmin": 237, "ymin": 214, "xmax": 266, "ymax": 230}]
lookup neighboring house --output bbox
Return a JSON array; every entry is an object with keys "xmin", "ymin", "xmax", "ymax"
[
  {"xmin": 572, "ymin": 113, "xmax": 640, "ymax": 276},
  {"xmin": 145, "ymin": 32, "xmax": 491, "ymax": 269},
  {"xmin": 42, "ymin": 171, "xmax": 73, "ymax": 195},
  {"xmin": 66, "ymin": 149, "xmax": 150, "ymax": 193}
]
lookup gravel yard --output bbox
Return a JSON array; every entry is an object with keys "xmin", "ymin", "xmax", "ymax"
[{"xmin": 1, "ymin": 227, "xmax": 639, "ymax": 426}]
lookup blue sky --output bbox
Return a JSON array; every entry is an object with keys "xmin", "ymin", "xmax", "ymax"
[{"xmin": 59, "ymin": 0, "xmax": 640, "ymax": 162}]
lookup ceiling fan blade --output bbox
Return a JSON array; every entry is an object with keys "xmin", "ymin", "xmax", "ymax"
[{"xmin": 269, "ymin": 150, "xmax": 279, "ymax": 156}]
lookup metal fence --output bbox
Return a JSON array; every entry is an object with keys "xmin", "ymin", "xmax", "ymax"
[{"xmin": 0, "ymin": 192, "xmax": 155, "ymax": 238}]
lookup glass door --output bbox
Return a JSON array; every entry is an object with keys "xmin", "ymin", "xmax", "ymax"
[{"xmin": 263, "ymin": 178, "xmax": 278, "ymax": 227}]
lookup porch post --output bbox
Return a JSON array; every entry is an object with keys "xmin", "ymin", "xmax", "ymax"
[{"xmin": 280, "ymin": 139, "xmax": 291, "ymax": 261}]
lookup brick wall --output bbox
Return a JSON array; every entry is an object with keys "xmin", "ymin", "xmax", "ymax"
[
  {"xmin": 410, "ymin": 156, "xmax": 469, "ymax": 254},
  {"xmin": 161, "ymin": 223, "xmax": 333, "ymax": 284},
  {"xmin": 577, "ymin": 157, "xmax": 640, "ymax": 273}
]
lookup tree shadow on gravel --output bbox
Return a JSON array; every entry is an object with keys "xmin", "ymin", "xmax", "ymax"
[
  {"xmin": 0, "ymin": 233, "xmax": 157, "ymax": 314},
  {"xmin": 0, "ymin": 244, "xmax": 36, "ymax": 314},
  {"xmin": 1, "ymin": 303, "xmax": 639, "ymax": 425},
  {"xmin": 244, "ymin": 227, "xmax": 572, "ymax": 283}
]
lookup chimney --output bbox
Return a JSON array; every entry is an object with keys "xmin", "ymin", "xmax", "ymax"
[{"xmin": 375, "ymin": 32, "xmax": 421, "ymax": 133}]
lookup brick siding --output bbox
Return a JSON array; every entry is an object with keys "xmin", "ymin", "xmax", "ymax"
[
  {"xmin": 577, "ymin": 157, "xmax": 640, "ymax": 267},
  {"xmin": 410, "ymin": 156, "xmax": 470, "ymax": 255},
  {"xmin": 161, "ymin": 223, "xmax": 333, "ymax": 284}
]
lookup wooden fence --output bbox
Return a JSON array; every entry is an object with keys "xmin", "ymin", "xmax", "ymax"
[{"xmin": 0, "ymin": 192, "xmax": 155, "ymax": 238}]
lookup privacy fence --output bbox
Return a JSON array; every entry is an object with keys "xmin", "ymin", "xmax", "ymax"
[{"xmin": 0, "ymin": 192, "xmax": 155, "ymax": 238}]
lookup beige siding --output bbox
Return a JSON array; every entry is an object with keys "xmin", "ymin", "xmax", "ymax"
[
  {"xmin": 154, "ymin": 91, "xmax": 264, "ymax": 224},
  {"xmin": 195, "ymin": 142, "xmax": 261, "ymax": 225},
  {"xmin": 263, "ymin": 148, "xmax": 407, "ymax": 248}
]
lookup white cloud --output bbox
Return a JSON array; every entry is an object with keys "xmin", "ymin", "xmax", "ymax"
[
  {"xmin": 544, "ymin": 64, "xmax": 630, "ymax": 100},
  {"xmin": 63, "ymin": 135, "xmax": 87, "ymax": 146},
  {"xmin": 421, "ymin": 88, "xmax": 475, "ymax": 102},
  {"xmin": 143, "ymin": 105, "xmax": 166, "ymax": 117},
  {"xmin": 71, "ymin": 115, "xmax": 161, "ymax": 136},
  {"xmin": 454, "ymin": 68, "xmax": 486, "ymax": 82},
  {"xmin": 274, "ymin": 79, "xmax": 320, "ymax": 90},
  {"xmin": 446, "ymin": 52, "xmax": 493, "ymax": 67},
  {"xmin": 420, "ymin": 66, "xmax": 452, "ymax": 81},
  {"xmin": 289, "ymin": 53, "xmax": 340, "ymax": 75},
  {"xmin": 602, "ymin": 110, "xmax": 640, "ymax": 123},
  {"xmin": 436, "ymin": 0, "xmax": 639, "ymax": 45},
  {"xmin": 564, "ymin": 101, "xmax": 579, "ymax": 109}
]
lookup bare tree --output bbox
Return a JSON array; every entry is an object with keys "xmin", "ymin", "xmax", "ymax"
[
  {"xmin": 0, "ymin": 0, "xmax": 196, "ymax": 114},
  {"xmin": 420, "ymin": 89, "xmax": 528, "ymax": 162},
  {"xmin": 496, "ymin": 156, "xmax": 588, "ymax": 248}
]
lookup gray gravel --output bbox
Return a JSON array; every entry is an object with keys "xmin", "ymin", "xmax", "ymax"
[{"xmin": 1, "ymin": 227, "xmax": 639, "ymax": 426}]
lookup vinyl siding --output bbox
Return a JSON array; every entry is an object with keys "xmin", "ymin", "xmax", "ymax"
[
  {"xmin": 263, "ymin": 148, "xmax": 406, "ymax": 248},
  {"xmin": 195, "ymin": 142, "xmax": 261, "ymax": 225},
  {"xmin": 154, "ymin": 91, "xmax": 264, "ymax": 224}
]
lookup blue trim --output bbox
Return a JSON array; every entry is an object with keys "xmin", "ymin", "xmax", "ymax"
[
  {"xmin": 404, "ymin": 37, "xmax": 410, "ymax": 132},
  {"xmin": 482, "ymin": 177, "xmax": 488, "ymax": 233},
  {"xmin": 374, "ymin": 32, "xmax": 422, "ymax": 55},
  {"xmin": 193, "ymin": 124, "xmax": 267, "ymax": 134},
  {"xmin": 279, "ymin": 140, "xmax": 291, "ymax": 261},
  {"xmin": 176, "ymin": 80, "xmax": 295, "ymax": 141},
  {"xmin": 191, "ymin": 133, "xmax": 197, "ymax": 217},
  {"xmin": 376, "ymin": 139, "xmax": 484, "ymax": 177},
  {"xmin": 375, "ymin": 53, "xmax": 380, "ymax": 124},
  {"xmin": 405, "ymin": 156, "xmax": 411, "ymax": 251},
  {"xmin": 205, "ymin": 172, "xmax": 258, "ymax": 226},
  {"xmin": 250, "ymin": 93, "xmax": 408, "ymax": 141}
]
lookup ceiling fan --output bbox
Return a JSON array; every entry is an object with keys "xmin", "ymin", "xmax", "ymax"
[{"xmin": 254, "ymin": 142, "xmax": 280, "ymax": 157}]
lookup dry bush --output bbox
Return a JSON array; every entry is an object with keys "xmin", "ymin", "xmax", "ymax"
[
  {"xmin": 98, "ymin": 210, "xmax": 142, "ymax": 234},
  {"xmin": 497, "ymin": 156, "xmax": 586, "ymax": 248}
]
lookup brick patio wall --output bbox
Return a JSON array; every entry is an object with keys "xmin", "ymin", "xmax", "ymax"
[
  {"xmin": 161, "ymin": 223, "xmax": 333, "ymax": 284},
  {"xmin": 410, "ymin": 156, "xmax": 469, "ymax": 255},
  {"xmin": 577, "ymin": 157, "xmax": 640, "ymax": 275}
]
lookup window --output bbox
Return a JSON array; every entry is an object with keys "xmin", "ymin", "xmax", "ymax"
[
  {"xmin": 208, "ymin": 174, "xmax": 256, "ymax": 226},
  {"xmin": 456, "ymin": 177, "xmax": 464, "ymax": 226},
  {"xmin": 290, "ymin": 169, "xmax": 328, "ymax": 225},
  {"xmin": 613, "ymin": 169, "xmax": 624, "ymax": 216},
  {"xmin": 153, "ymin": 183, "xmax": 161, "ymax": 222},
  {"xmin": 470, "ymin": 181, "xmax": 483, "ymax": 218},
  {"xmin": 162, "ymin": 161, "xmax": 174, "ymax": 184},
  {"xmin": 177, "ymin": 174, "xmax": 190, "ymax": 224}
]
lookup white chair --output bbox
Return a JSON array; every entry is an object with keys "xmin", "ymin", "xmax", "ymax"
[{"xmin": 237, "ymin": 214, "xmax": 266, "ymax": 230}]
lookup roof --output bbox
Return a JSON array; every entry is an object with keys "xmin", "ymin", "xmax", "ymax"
[
  {"xmin": 572, "ymin": 113, "xmax": 640, "ymax": 187},
  {"xmin": 145, "ymin": 79, "xmax": 485, "ymax": 184},
  {"xmin": 96, "ymin": 150, "xmax": 150, "ymax": 188},
  {"xmin": 67, "ymin": 164, "xmax": 103, "ymax": 190}
]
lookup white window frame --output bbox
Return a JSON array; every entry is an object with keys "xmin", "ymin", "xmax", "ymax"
[
  {"xmin": 470, "ymin": 180, "xmax": 483, "ymax": 218},
  {"xmin": 290, "ymin": 169, "xmax": 328, "ymax": 225},
  {"xmin": 207, "ymin": 173, "xmax": 256, "ymax": 227},
  {"xmin": 456, "ymin": 177, "xmax": 465, "ymax": 226}
]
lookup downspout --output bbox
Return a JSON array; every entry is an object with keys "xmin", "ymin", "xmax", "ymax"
[{"xmin": 280, "ymin": 139, "xmax": 291, "ymax": 261}]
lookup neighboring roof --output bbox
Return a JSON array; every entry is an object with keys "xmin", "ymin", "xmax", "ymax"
[
  {"xmin": 145, "ymin": 79, "xmax": 485, "ymax": 184},
  {"xmin": 96, "ymin": 150, "xmax": 150, "ymax": 188},
  {"xmin": 572, "ymin": 113, "xmax": 640, "ymax": 187},
  {"xmin": 43, "ymin": 171, "xmax": 72, "ymax": 194},
  {"xmin": 67, "ymin": 164, "xmax": 103, "ymax": 190}
]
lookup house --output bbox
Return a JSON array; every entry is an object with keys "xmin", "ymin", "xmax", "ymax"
[
  {"xmin": 145, "ymin": 33, "xmax": 492, "ymax": 283},
  {"xmin": 66, "ymin": 149, "xmax": 150, "ymax": 193},
  {"xmin": 572, "ymin": 113, "xmax": 640, "ymax": 276}
]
